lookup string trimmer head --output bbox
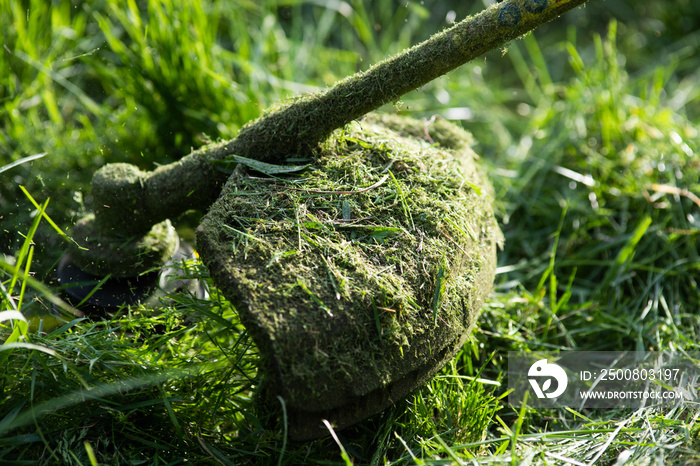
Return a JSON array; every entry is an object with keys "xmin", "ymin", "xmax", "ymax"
[{"xmin": 58, "ymin": 0, "xmax": 589, "ymax": 440}]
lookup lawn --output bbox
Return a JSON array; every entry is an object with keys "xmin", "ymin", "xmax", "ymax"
[{"xmin": 2, "ymin": 0, "xmax": 700, "ymax": 464}]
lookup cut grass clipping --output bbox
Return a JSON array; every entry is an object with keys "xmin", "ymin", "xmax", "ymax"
[{"xmin": 197, "ymin": 113, "xmax": 503, "ymax": 440}]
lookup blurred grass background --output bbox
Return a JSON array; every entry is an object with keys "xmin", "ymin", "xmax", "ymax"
[{"xmin": 2, "ymin": 0, "xmax": 700, "ymax": 464}]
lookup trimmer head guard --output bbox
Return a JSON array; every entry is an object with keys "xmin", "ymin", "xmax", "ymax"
[{"xmin": 196, "ymin": 115, "xmax": 502, "ymax": 440}]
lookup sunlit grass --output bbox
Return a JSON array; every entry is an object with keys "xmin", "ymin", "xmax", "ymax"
[{"xmin": 2, "ymin": 0, "xmax": 700, "ymax": 464}]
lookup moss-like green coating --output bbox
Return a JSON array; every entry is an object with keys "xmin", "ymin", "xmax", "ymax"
[
  {"xmin": 91, "ymin": 163, "xmax": 148, "ymax": 235},
  {"xmin": 91, "ymin": 143, "xmax": 231, "ymax": 236},
  {"xmin": 69, "ymin": 215, "xmax": 179, "ymax": 277},
  {"xmin": 196, "ymin": 115, "xmax": 503, "ymax": 440}
]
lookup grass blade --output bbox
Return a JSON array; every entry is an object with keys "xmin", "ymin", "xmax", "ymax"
[
  {"xmin": 19, "ymin": 186, "xmax": 82, "ymax": 249},
  {"xmin": 0, "ymin": 153, "xmax": 47, "ymax": 175}
]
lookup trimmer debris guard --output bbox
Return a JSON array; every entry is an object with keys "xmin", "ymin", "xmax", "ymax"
[{"xmin": 196, "ymin": 115, "xmax": 502, "ymax": 439}]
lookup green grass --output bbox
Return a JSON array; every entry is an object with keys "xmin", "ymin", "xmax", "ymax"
[{"xmin": 2, "ymin": 0, "xmax": 700, "ymax": 464}]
